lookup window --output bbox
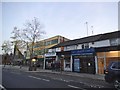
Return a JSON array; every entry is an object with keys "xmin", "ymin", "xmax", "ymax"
[
  {"xmin": 82, "ymin": 44, "xmax": 84, "ymax": 49},
  {"xmin": 65, "ymin": 45, "xmax": 76, "ymax": 51},
  {"xmin": 77, "ymin": 44, "xmax": 81, "ymax": 49},
  {"xmin": 110, "ymin": 38, "xmax": 118, "ymax": 46},
  {"xmin": 84, "ymin": 43, "xmax": 89, "ymax": 49},
  {"xmin": 92, "ymin": 42, "xmax": 94, "ymax": 44},
  {"xmin": 51, "ymin": 39, "xmax": 58, "ymax": 44},
  {"xmin": 111, "ymin": 62, "xmax": 120, "ymax": 69},
  {"xmin": 46, "ymin": 41, "xmax": 51, "ymax": 46},
  {"xmin": 66, "ymin": 46, "xmax": 71, "ymax": 50}
]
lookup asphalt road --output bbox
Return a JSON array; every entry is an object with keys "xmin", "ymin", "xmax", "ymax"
[{"xmin": 2, "ymin": 67, "xmax": 114, "ymax": 90}]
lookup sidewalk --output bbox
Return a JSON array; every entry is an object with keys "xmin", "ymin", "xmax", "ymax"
[{"xmin": 3, "ymin": 65, "xmax": 105, "ymax": 81}]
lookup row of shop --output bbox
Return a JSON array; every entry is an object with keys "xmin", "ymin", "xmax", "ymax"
[{"xmin": 44, "ymin": 46, "xmax": 120, "ymax": 74}]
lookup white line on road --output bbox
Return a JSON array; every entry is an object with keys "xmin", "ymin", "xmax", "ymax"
[
  {"xmin": 68, "ymin": 85, "xmax": 87, "ymax": 90},
  {"xmin": 68, "ymin": 85, "xmax": 79, "ymax": 89},
  {"xmin": 28, "ymin": 76, "xmax": 42, "ymax": 80},
  {"xmin": 28, "ymin": 76, "xmax": 50, "ymax": 82},
  {"xmin": 0, "ymin": 84, "xmax": 6, "ymax": 90},
  {"xmin": 0, "ymin": 84, "xmax": 4, "ymax": 89},
  {"xmin": 63, "ymin": 80, "xmax": 69, "ymax": 82},
  {"xmin": 42, "ymin": 79, "xmax": 50, "ymax": 82}
]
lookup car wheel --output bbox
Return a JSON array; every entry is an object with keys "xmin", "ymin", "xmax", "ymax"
[{"xmin": 114, "ymin": 79, "xmax": 120, "ymax": 90}]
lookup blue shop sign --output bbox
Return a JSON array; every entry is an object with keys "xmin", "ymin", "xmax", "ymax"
[{"xmin": 71, "ymin": 48, "xmax": 95, "ymax": 55}]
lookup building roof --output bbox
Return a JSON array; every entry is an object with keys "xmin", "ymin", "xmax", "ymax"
[
  {"xmin": 99, "ymin": 30, "xmax": 120, "ymax": 40},
  {"xmin": 51, "ymin": 30, "xmax": 120, "ymax": 48},
  {"xmin": 39, "ymin": 35, "xmax": 70, "ymax": 42}
]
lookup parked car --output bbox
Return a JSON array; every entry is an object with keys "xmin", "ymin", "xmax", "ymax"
[{"xmin": 104, "ymin": 61, "xmax": 120, "ymax": 90}]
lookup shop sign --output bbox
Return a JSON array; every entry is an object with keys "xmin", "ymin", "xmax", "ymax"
[
  {"xmin": 71, "ymin": 48, "xmax": 95, "ymax": 55},
  {"xmin": 45, "ymin": 52, "xmax": 56, "ymax": 57}
]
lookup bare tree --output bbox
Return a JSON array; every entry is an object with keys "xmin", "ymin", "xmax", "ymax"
[
  {"xmin": 11, "ymin": 36, "xmax": 26, "ymax": 54},
  {"xmin": 11, "ymin": 17, "xmax": 46, "ymax": 70},
  {"xmin": 2, "ymin": 40, "xmax": 12, "ymax": 54},
  {"xmin": 12, "ymin": 17, "xmax": 45, "ymax": 56}
]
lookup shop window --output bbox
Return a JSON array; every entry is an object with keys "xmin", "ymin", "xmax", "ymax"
[
  {"xmin": 65, "ymin": 63, "xmax": 70, "ymax": 68},
  {"xmin": 65, "ymin": 57, "xmax": 71, "ymax": 68}
]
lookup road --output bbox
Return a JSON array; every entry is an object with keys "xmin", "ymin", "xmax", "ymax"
[{"xmin": 2, "ymin": 67, "xmax": 114, "ymax": 90}]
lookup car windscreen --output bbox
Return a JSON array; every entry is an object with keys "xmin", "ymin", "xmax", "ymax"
[{"xmin": 111, "ymin": 62, "xmax": 120, "ymax": 70}]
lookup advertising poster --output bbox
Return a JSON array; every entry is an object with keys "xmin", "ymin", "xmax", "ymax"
[{"xmin": 74, "ymin": 58, "xmax": 80, "ymax": 72}]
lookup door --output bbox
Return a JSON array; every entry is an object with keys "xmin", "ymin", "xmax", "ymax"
[{"xmin": 98, "ymin": 58, "xmax": 104, "ymax": 74}]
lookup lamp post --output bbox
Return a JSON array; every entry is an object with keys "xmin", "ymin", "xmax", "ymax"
[{"xmin": 85, "ymin": 22, "xmax": 88, "ymax": 36}]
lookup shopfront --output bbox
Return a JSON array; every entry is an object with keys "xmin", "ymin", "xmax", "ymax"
[
  {"xmin": 44, "ymin": 53, "xmax": 56, "ymax": 69},
  {"xmin": 37, "ymin": 55, "xmax": 44, "ymax": 68},
  {"xmin": 71, "ymin": 48, "xmax": 96, "ymax": 74},
  {"xmin": 96, "ymin": 46, "xmax": 120, "ymax": 74},
  {"xmin": 57, "ymin": 51, "xmax": 71, "ymax": 71}
]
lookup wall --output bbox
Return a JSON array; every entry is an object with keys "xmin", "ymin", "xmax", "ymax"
[
  {"xmin": 63, "ymin": 40, "xmax": 110, "ymax": 51},
  {"xmin": 64, "ymin": 45, "xmax": 77, "ymax": 51},
  {"xmin": 92, "ymin": 40, "xmax": 110, "ymax": 48}
]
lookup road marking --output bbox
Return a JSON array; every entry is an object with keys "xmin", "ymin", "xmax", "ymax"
[
  {"xmin": 42, "ymin": 79, "xmax": 50, "ymax": 82},
  {"xmin": 0, "ymin": 84, "xmax": 6, "ymax": 90},
  {"xmin": 52, "ymin": 78, "xmax": 69, "ymax": 82},
  {"xmin": 68, "ymin": 85, "xmax": 87, "ymax": 90},
  {"xmin": 28, "ymin": 76, "xmax": 50, "ymax": 82},
  {"xmin": 63, "ymin": 80, "xmax": 69, "ymax": 82},
  {"xmin": 28, "ymin": 76, "xmax": 42, "ymax": 80},
  {"xmin": 68, "ymin": 85, "xmax": 79, "ymax": 89}
]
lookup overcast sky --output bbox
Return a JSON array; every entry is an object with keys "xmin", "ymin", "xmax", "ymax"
[{"xmin": 1, "ymin": 0, "xmax": 119, "ymax": 54}]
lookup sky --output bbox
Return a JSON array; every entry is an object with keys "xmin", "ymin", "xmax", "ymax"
[{"xmin": 1, "ymin": 0, "xmax": 119, "ymax": 54}]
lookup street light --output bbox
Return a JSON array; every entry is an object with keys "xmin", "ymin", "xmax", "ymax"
[{"xmin": 86, "ymin": 22, "xmax": 88, "ymax": 36}]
